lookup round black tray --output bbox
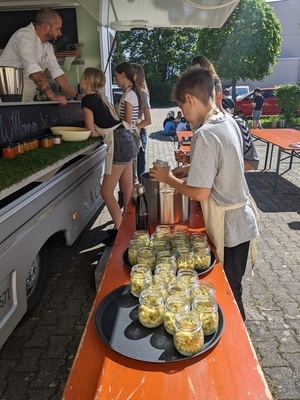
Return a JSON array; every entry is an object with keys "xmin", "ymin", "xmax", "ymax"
[
  {"xmin": 94, "ymin": 284, "xmax": 224, "ymax": 363},
  {"xmin": 123, "ymin": 248, "xmax": 216, "ymax": 277}
]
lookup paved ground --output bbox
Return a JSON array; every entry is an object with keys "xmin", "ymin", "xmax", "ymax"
[{"xmin": 0, "ymin": 108, "xmax": 299, "ymax": 400}]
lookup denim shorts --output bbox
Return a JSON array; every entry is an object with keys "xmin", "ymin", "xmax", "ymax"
[
  {"xmin": 113, "ymin": 125, "xmax": 137, "ymax": 164},
  {"xmin": 252, "ymin": 109, "xmax": 262, "ymax": 121}
]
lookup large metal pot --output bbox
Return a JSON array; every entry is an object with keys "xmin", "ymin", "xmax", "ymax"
[
  {"xmin": 0, "ymin": 66, "xmax": 24, "ymax": 102},
  {"xmin": 141, "ymin": 172, "xmax": 190, "ymax": 225}
]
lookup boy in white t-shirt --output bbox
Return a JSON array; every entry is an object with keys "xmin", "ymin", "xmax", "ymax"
[{"xmin": 150, "ymin": 67, "xmax": 259, "ymax": 320}]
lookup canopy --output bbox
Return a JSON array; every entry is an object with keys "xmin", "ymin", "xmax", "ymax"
[{"xmin": 0, "ymin": 0, "xmax": 240, "ymax": 29}]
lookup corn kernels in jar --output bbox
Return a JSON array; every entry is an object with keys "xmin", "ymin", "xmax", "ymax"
[
  {"xmin": 137, "ymin": 246, "xmax": 156, "ymax": 272},
  {"xmin": 192, "ymin": 296, "xmax": 219, "ymax": 335},
  {"xmin": 164, "ymin": 295, "xmax": 190, "ymax": 335},
  {"xmin": 173, "ymin": 311, "xmax": 204, "ymax": 356},
  {"xmin": 138, "ymin": 289, "xmax": 165, "ymax": 328},
  {"xmin": 130, "ymin": 264, "xmax": 152, "ymax": 297}
]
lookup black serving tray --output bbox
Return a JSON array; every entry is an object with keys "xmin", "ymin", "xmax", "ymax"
[
  {"xmin": 123, "ymin": 248, "xmax": 216, "ymax": 277},
  {"xmin": 94, "ymin": 284, "xmax": 224, "ymax": 363}
]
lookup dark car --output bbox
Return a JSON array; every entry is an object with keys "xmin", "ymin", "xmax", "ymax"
[
  {"xmin": 112, "ymin": 84, "xmax": 123, "ymax": 105},
  {"xmin": 235, "ymin": 88, "xmax": 280, "ymax": 116}
]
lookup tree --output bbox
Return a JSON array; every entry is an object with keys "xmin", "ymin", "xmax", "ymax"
[
  {"xmin": 196, "ymin": 0, "xmax": 282, "ymax": 100},
  {"xmin": 112, "ymin": 28, "xmax": 198, "ymax": 105},
  {"xmin": 275, "ymin": 84, "xmax": 300, "ymax": 121},
  {"xmin": 113, "ymin": 28, "xmax": 198, "ymax": 81}
]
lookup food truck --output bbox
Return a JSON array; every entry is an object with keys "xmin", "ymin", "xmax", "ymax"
[{"xmin": 0, "ymin": 0, "xmax": 241, "ymax": 349}]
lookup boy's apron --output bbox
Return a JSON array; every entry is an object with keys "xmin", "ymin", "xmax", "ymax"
[{"xmin": 201, "ymin": 195, "xmax": 259, "ymax": 267}]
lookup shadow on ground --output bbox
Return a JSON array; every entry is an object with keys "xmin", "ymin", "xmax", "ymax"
[{"xmin": 246, "ymin": 171, "xmax": 300, "ymax": 213}]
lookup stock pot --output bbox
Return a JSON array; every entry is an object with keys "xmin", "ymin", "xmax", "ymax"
[
  {"xmin": 141, "ymin": 172, "xmax": 190, "ymax": 225},
  {"xmin": 0, "ymin": 66, "xmax": 24, "ymax": 102}
]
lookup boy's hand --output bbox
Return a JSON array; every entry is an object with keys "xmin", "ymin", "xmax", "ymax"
[
  {"xmin": 174, "ymin": 149, "xmax": 188, "ymax": 163},
  {"xmin": 172, "ymin": 165, "xmax": 189, "ymax": 178},
  {"xmin": 149, "ymin": 162, "xmax": 172, "ymax": 183}
]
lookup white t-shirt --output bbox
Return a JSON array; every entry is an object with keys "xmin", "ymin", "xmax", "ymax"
[
  {"xmin": 176, "ymin": 121, "xmax": 187, "ymax": 132},
  {"xmin": 0, "ymin": 23, "xmax": 64, "ymax": 80},
  {"xmin": 187, "ymin": 114, "xmax": 258, "ymax": 247},
  {"xmin": 119, "ymin": 89, "xmax": 139, "ymax": 130}
]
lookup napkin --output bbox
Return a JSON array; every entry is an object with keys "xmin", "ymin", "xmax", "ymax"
[{"xmin": 63, "ymin": 56, "xmax": 76, "ymax": 71}]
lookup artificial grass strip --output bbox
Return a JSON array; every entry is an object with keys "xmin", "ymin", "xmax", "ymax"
[{"xmin": 0, "ymin": 138, "xmax": 100, "ymax": 192}]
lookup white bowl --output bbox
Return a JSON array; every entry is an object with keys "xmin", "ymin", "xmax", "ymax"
[{"xmin": 50, "ymin": 126, "xmax": 91, "ymax": 142}]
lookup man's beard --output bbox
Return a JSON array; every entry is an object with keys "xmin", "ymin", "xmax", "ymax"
[{"xmin": 48, "ymin": 38, "xmax": 57, "ymax": 45}]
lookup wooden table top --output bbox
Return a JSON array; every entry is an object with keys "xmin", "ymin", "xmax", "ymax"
[
  {"xmin": 177, "ymin": 130, "xmax": 193, "ymax": 152},
  {"xmin": 62, "ymin": 201, "xmax": 272, "ymax": 400},
  {"xmin": 251, "ymin": 128, "xmax": 300, "ymax": 150}
]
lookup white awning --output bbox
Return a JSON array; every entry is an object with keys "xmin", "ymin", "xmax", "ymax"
[{"xmin": 0, "ymin": 0, "xmax": 240, "ymax": 29}]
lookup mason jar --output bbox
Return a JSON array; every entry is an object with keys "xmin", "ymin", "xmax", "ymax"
[
  {"xmin": 137, "ymin": 246, "xmax": 156, "ymax": 271},
  {"xmin": 164, "ymin": 295, "xmax": 190, "ymax": 335},
  {"xmin": 157, "ymin": 250, "xmax": 177, "ymax": 272},
  {"xmin": 173, "ymin": 311, "xmax": 204, "ymax": 356},
  {"xmin": 192, "ymin": 243, "xmax": 211, "ymax": 270},
  {"xmin": 130, "ymin": 264, "xmax": 152, "ymax": 297},
  {"xmin": 192, "ymin": 296, "xmax": 219, "ymax": 335},
  {"xmin": 172, "ymin": 231, "xmax": 189, "ymax": 245},
  {"xmin": 154, "ymin": 262, "xmax": 176, "ymax": 285},
  {"xmin": 189, "ymin": 232, "xmax": 208, "ymax": 247},
  {"xmin": 173, "ymin": 225, "xmax": 189, "ymax": 235},
  {"xmin": 176, "ymin": 248, "xmax": 194, "ymax": 271},
  {"xmin": 191, "ymin": 280, "xmax": 216, "ymax": 303},
  {"xmin": 143, "ymin": 275, "xmax": 167, "ymax": 300},
  {"xmin": 138, "ymin": 289, "xmax": 165, "ymax": 328},
  {"xmin": 167, "ymin": 279, "xmax": 190, "ymax": 298},
  {"xmin": 177, "ymin": 268, "xmax": 199, "ymax": 288},
  {"xmin": 155, "ymin": 225, "xmax": 172, "ymax": 242},
  {"xmin": 133, "ymin": 230, "xmax": 151, "ymax": 247},
  {"xmin": 128, "ymin": 239, "xmax": 143, "ymax": 265},
  {"xmin": 152, "ymin": 238, "xmax": 170, "ymax": 256}
]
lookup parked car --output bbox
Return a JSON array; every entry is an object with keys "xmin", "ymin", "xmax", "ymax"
[
  {"xmin": 229, "ymin": 85, "xmax": 250, "ymax": 99},
  {"xmin": 235, "ymin": 88, "xmax": 282, "ymax": 116},
  {"xmin": 112, "ymin": 84, "xmax": 123, "ymax": 105}
]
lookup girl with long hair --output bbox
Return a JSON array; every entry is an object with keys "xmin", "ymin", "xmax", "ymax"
[
  {"xmin": 131, "ymin": 62, "xmax": 152, "ymax": 179},
  {"xmin": 114, "ymin": 62, "xmax": 143, "ymax": 184},
  {"xmin": 80, "ymin": 67, "xmax": 137, "ymax": 239}
]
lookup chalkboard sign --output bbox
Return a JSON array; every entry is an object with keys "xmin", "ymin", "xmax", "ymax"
[{"xmin": 0, "ymin": 8, "xmax": 78, "ymax": 49}]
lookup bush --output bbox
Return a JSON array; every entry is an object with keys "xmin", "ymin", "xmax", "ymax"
[
  {"xmin": 274, "ymin": 84, "xmax": 300, "ymax": 121},
  {"xmin": 147, "ymin": 72, "xmax": 177, "ymax": 107}
]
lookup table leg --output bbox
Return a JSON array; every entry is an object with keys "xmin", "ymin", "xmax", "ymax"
[
  {"xmin": 264, "ymin": 142, "xmax": 270, "ymax": 170},
  {"xmin": 273, "ymin": 148, "xmax": 281, "ymax": 195},
  {"xmin": 268, "ymin": 144, "xmax": 274, "ymax": 170}
]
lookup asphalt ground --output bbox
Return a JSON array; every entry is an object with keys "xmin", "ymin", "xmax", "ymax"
[{"xmin": 0, "ymin": 108, "xmax": 299, "ymax": 400}]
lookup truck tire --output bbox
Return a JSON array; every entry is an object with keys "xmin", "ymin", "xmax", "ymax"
[{"xmin": 25, "ymin": 243, "xmax": 48, "ymax": 315}]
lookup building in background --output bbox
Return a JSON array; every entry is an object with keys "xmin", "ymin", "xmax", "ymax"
[{"xmin": 232, "ymin": 0, "xmax": 300, "ymax": 90}]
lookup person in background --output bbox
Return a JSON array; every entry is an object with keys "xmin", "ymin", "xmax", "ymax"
[
  {"xmin": 114, "ymin": 62, "xmax": 143, "ymax": 186},
  {"xmin": 0, "ymin": 7, "xmax": 78, "ymax": 104},
  {"xmin": 131, "ymin": 63, "xmax": 152, "ymax": 180},
  {"xmin": 80, "ymin": 67, "xmax": 136, "ymax": 243},
  {"xmin": 222, "ymin": 88, "xmax": 235, "ymax": 114},
  {"xmin": 174, "ymin": 110, "xmax": 183, "ymax": 124},
  {"xmin": 163, "ymin": 110, "xmax": 175, "ymax": 127},
  {"xmin": 176, "ymin": 117, "xmax": 188, "ymax": 132},
  {"xmin": 150, "ymin": 67, "xmax": 259, "ymax": 321},
  {"xmin": 252, "ymin": 88, "xmax": 264, "ymax": 129},
  {"xmin": 163, "ymin": 116, "xmax": 176, "ymax": 136}
]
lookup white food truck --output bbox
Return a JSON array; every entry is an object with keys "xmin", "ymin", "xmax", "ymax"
[{"xmin": 0, "ymin": 0, "xmax": 239, "ymax": 348}]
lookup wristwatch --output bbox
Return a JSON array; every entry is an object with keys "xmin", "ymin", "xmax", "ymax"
[{"xmin": 73, "ymin": 93, "xmax": 79, "ymax": 100}]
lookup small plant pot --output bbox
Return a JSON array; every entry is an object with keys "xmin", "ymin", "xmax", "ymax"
[
  {"xmin": 271, "ymin": 119, "xmax": 278, "ymax": 128},
  {"xmin": 279, "ymin": 119, "xmax": 286, "ymax": 128}
]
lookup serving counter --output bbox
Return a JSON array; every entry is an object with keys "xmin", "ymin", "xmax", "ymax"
[{"xmin": 62, "ymin": 200, "xmax": 272, "ymax": 400}]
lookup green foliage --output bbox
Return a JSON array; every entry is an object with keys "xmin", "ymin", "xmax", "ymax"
[
  {"xmin": 196, "ymin": 0, "xmax": 282, "ymax": 90},
  {"xmin": 274, "ymin": 84, "xmax": 300, "ymax": 121},
  {"xmin": 112, "ymin": 28, "xmax": 198, "ymax": 106}
]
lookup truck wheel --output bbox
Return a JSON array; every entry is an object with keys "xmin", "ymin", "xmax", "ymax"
[{"xmin": 25, "ymin": 244, "xmax": 48, "ymax": 315}]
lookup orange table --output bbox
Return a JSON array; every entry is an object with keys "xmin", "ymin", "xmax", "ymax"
[
  {"xmin": 176, "ymin": 130, "xmax": 193, "ymax": 152},
  {"xmin": 62, "ymin": 201, "xmax": 272, "ymax": 400},
  {"xmin": 251, "ymin": 128, "xmax": 300, "ymax": 194}
]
